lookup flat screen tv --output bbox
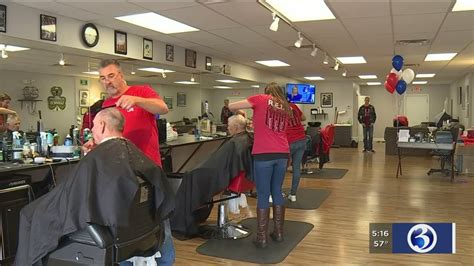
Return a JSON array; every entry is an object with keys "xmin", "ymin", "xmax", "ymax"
[{"xmin": 286, "ymin": 83, "xmax": 315, "ymax": 104}]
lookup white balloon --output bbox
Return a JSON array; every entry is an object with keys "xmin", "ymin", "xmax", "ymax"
[
  {"xmin": 390, "ymin": 68, "xmax": 402, "ymax": 79},
  {"xmin": 401, "ymin": 68, "xmax": 415, "ymax": 84}
]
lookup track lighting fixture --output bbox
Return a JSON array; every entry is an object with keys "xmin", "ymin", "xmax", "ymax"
[
  {"xmin": 334, "ymin": 61, "xmax": 339, "ymax": 71},
  {"xmin": 310, "ymin": 44, "xmax": 318, "ymax": 57},
  {"xmin": 294, "ymin": 32, "xmax": 303, "ymax": 48},
  {"xmin": 342, "ymin": 69, "xmax": 347, "ymax": 77},
  {"xmin": 59, "ymin": 53, "xmax": 65, "ymax": 66},
  {"xmin": 1, "ymin": 48, "xmax": 8, "ymax": 59},
  {"xmin": 190, "ymin": 74, "xmax": 195, "ymax": 82},
  {"xmin": 323, "ymin": 54, "xmax": 329, "ymax": 64},
  {"xmin": 161, "ymin": 71, "xmax": 167, "ymax": 79},
  {"xmin": 131, "ymin": 65, "xmax": 136, "ymax": 75},
  {"xmin": 269, "ymin": 13, "xmax": 280, "ymax": 32}
]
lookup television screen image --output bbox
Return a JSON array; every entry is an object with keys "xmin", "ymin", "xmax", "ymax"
[{"xmin": 286, "ymin": 83, "xmax": 315, "ymax": 104}]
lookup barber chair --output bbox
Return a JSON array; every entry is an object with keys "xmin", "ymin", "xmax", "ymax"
[
  {"xmin": 427, "ymin": 128, "xmax": 459, "ymax": 176},
  {"xmin": 301, "ymin": 124, "xmax": 336, "ymax": 172},
  {"xmin": 46, "ymin": 177, "xmax": 164, "ymax": 265},
  {"xmin": 0, "ymin": 175, "xmax": 33, "ymax": 265},
  {"xmin": 212, "ymin": 171, "xmax": 254, "ymax": 240}
]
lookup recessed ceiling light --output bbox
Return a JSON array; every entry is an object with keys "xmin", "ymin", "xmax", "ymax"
[
  {"xmin": 265, "ymin": 0, "xmax": 335, "ymax": 22},
  {"xmin": 304, "ymin": 76, "xmax": 325, "ymax": 80},
  {"xmin": 174, "ymin": 81, "xmax": 200, "ymax": 85},
  {"xmin": 255, "ymin": 60, "xmax": 290, "ymax": 67},
  {"xmin": 0, "ymin": 44, "xmax": 30, "ymax": 52},
  {"xmin": 412, "ymin": 81, "xmax": 428, "ymax": 84},
  {"xmin": 216, "ymin": 79, "xmax": 240, "ymax": 83},
  {"xmin": 82, "ymin": 71, "xmax": 99, "ymax": 75},
  {"xmin": 213, "ymin": 85, "xmax": 232, "ymax": 89},
  {"xmin": 137, "ymin": 67, "xmax": 175, "ymax": 73},
  {"xmin": 336, "ymin": 56, "xmax": 367, "ymax": 64},
  {"xmin": 251, "ymin": 85, "xmax": 260, "ymax": 88},
  {"xmin": 366, "ymin": 82, "xmax": 382, "ymax": 85},
  {"xmin": 452, "ymin": 0, "xmax": 474, "ymax": 11},
  {"xmin": 416, "ymin": 73, "xmax": 436, "ymax": 78},
  {"xmin": 359, "ymin": 75, "xmax": 377, "ymax": 79},
  {"xmin": 424, "ymin": 53, "xmax": 457, "ymax": 61},
  {"xmin": 115, "ymin": 12, "xmax": 199, "ymax": 34}
]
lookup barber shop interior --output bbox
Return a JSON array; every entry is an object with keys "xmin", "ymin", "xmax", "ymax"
[{"xmin": 0, "ymin": 1, "xmax": 473, "ymax": 265}]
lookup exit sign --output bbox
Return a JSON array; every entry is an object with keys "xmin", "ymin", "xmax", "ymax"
[
  {"xmin": 411, "ymin": 86, "xmax": 422, "ymax": 92},
  {"xmin": 80, "ymin": 79, "xmax": 88, "ymax": 86}
]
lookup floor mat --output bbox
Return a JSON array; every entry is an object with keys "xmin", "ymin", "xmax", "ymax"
[
  {"xmin": 282, "ymin": 188, "xmax": 331, "ymax": 210},
  {"xmin": 301, "ymin": 168, "xmax": 348, "ymax": 179}
]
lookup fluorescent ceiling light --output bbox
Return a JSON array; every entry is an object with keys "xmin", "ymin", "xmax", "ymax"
[
  {"xmin": 251, "ymin": 85, "xmax": 260, "ymax": 88},
  {"xmin": 424, "ymin": 53, "xmax": 457, "ymax": 61},
  {"xmin": 266, "ymin": 0, "xmax": 335, "ymax": 22},
  {"xmin": 413, "ymin": 81, "xmax": 428, "ymax": 84},
  {"xmin": 115, "ymin": 12, "xmax": 199, "ymax": 34},
  {"xmin": 336, "ymin": 56, "xmax": 367, "ymax": 64},
  {"xmin": 255, "ymin": 60, "xmax": 290, "ymax": 67},
  {"xmin": 0, "ymin": 44, "xmax": 30, "ymax": 51},
  {"xmin": 82, "ymin": 71, "xmax": 99, "ymax": 75},
  {"xmin": 452, "ymin": 0, "xmax": 474, "ymax": 11},
  {"xmin": 359, "ymin": 75, "xmax": 377, "ymax": 79},
  {"xmin": 416, "ymin": 73, "xmax": 436, "ymax": 78},
  {"xmin": 174, "ymin": 81, "xmax": 200, "ymax": 85},
  {"xmin": 138, "ymin": 67, "xmax": 175, "ymax": 73},
  {"xmin": 216, "ymin": 79, "xmax": 240, "ymax": 83},
  {"xmin": 304, "ymin": 76, "xmax": 325, "ymax": 80},
  {"xmin": 213, "ymin": 85, "xmax": 232, "ymax": 89},
  {"xmin": 366, "ymin": 82, "xmax": 382, "ymax": 85}
]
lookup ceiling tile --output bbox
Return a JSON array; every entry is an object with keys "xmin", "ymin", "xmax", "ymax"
[
  {"xmin": 440, "ymin": 11, "xmax": 474, "ymax": 32},
  {"xmin": 206, "ymin": 1, "xmax": 271, "ymax": 27},
  {"xmin": 128, "ymin": 0, "xmax": 199, "ymax": 11},
  {"xmin": 341, "ymin": 17, "xmax": 392, "ymax": 37},
  {"xmin": 16, "ymin": 2, "xmax": 101, "ymax": 21},
  {"xmin": 430, "ymin": 30, "xmax": 473, "ymax": 53},
  {"xmin": 59, "ymin": 1, "xmax": 148, "ymax": 17},
  {"xmin": 173, "ymin": 31, "xmax": 236, "ymax": 46},
  {"xmin": 393, "ymin": 13, "xmax": 445, "ymax": 35},
  {"xmin": 391, "ymin": 0, "xmax": 453, "ymax": 15},
  {"xmin": 326, "ymin": 0, "xmax": 390, "ymax": 19}
]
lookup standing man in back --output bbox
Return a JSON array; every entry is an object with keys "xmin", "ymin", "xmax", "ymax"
[
  {"xmin": 358, "ymin": 96, "xmax": 376, "ymax": 152},
  {"xmin": 84, "ymin": 59, "xmax": 174, "ymax": 265}
]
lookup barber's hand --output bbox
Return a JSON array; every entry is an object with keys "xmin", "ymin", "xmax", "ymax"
[
  {"xmin": 82, "ymin": 139, "xmax": 96, "ymax": 154},
  {"xmin": 116, "ymin": 95, "xmax": 140, "ymax": 110}
]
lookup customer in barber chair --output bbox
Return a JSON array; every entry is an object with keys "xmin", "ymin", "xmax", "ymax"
[
  {"xmin": 171, "ymin": 114, "xmax": 253, "ymax": 239},
  {"xmin": 15, "ymin": 108, "xmax": 175, "ymax": 266}
]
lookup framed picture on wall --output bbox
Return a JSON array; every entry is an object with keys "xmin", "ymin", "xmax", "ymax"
[
  {"xmin": 143, "ymin": 38, "xmax": 153, "ymax": 60},
  {"xmin": 166, "ymin": 44, "xmax": 174, "ymax": 62},
  {"xmin": 321, "ymin": 92, "xmax": 333, "ymax": 108},
  {"xmin": 114, "ymin": 30, "xmax": 127, "ymax": 55},
  {"xmin": 185, "ymin": 49, "xmax": 197, "ymax": 68},
  {"xmin": 0, "ymin": 5, "xmax": 6, "ymax": 33},
  {"xmin": 79, "ymin": 89, "xmax": 89, "ymax": 107},
  {"xmin": 164, "ymin": 96, "xmax": 173, "ymax": 110},
  {"xmin": 177, "ymin": 92, "xmax": 186, "ymax": 107},
  {"xmin": 40, "ymin": 14, "xmax": 57, "ymax": 42},
  {"xmin": 100, "ymin": 92, "xmax": 108, "ymax": 100},
  {"xmin": 205, "ymin": 56, "xmax": 212, "ymax": 71},
  {"xmin": 80, "ymin": 107, "xmax": 88, "ymax": 115}
]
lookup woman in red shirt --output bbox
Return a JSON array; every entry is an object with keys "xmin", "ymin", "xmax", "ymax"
[
  {"xmin": 229, "ymin": 82, "xmax": 291, "ymax": 248},
  {"xmin": 286, "ymin": 103, "xmax": 306, "ymax": 202}
]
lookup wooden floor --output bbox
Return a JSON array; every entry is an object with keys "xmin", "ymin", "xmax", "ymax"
[{"xmin": 174, "ymin": 143, "xmax": 474, "ymax": 265}]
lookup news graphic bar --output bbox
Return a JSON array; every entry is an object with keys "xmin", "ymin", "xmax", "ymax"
[{"xmin": 370, "ymin": 223, "xmax": 456, "ymax": 254}]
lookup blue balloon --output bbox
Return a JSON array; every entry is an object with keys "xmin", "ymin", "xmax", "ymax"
[
  {"xmin": 396, "ymin": 80, "xmax": 407, "ymax": 95},
  {"xmin": 392, "ymin": 55, "xmax": 404, "ymax": 71}
]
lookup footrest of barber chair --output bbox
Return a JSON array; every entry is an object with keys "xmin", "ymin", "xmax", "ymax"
[{"xmin": 217, "ymin": 223, "xmax": 251, "ymax": 240}]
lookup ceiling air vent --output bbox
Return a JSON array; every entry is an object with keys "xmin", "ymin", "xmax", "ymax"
[
  {"xmin": 395, "ymin": 39, "xmax": 430, "ymax": 46},
  {"xmin": 404, "ymin": 63, "xmax": 420, "ymax": 67}
]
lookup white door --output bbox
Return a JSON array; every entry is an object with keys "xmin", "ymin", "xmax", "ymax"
[
  {"xmin": 357, "ymin": 95, "xmax": 368, "ymax": 142},
  {"xmin": 405, "ymin": 94, "xmax": 429, "ymax": 126}
]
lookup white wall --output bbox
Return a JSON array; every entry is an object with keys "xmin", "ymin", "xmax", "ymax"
[
  {"xmin": 449, "ymin": 72, "xmax": 473, "ymax": 128},
  {"xmin": 360, "ymin": 84, "xmax": 450, "ymax": 139},
  {"xmin": 0, "ymin": 70, "xmax": 76, "ymax": 137}
]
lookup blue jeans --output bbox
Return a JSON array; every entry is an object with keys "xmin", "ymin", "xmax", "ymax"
[
  {"xmin": 362, "ymin": 125, "xmax": 374, "ymax": 150},
  {"xmin": 289, "ymin": 139, "xmax": 306, "ymax": 195},
  {"xmin": 119, "ymin": 219, "xmax": 175, "ymax": 266},
  {"xmin": 254, "ymin": 158, "xmax": 288, "ymax": 209}
]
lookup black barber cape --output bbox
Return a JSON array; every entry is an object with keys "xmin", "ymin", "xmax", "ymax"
[
  {"xmin": 171, "ymin": 132, "xmax": 253, "ymax": 238},
  {"xmin": 15, "ymin": 138, "xmax": 175, "ymax": 265}
]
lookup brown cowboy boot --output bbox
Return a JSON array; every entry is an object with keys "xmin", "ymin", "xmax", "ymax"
[
  {"xmin": 270, "ymin": 205, "xmax": 285, "ymax": 242},
  {"xmin": 253, "ymin": 208, "xmax": 269, "ymax": 248}
]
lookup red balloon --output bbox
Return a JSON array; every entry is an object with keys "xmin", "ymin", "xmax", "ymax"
[
  {"xmin": 385, "ymin": 80, "xmax": 395, "ymax": 94},
  {"xmin": 386, "ymin": 73, "xmax": 399, "ymax": 88}
]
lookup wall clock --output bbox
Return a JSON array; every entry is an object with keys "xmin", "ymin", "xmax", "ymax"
[{"xmin": 81, "ymin": 23, "xmax": 99, "ymax": 48}]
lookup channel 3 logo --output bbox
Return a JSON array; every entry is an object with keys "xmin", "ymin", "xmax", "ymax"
[{"xmin": 407, "ymin": 224, "xmax": 438, "ymax": 253}]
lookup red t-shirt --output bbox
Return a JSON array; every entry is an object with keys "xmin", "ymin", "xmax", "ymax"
[
  {"xmin": 247, "ymin": 94, "xmax": 289, "ymax": 155},
  {"xmin": 286, "ymin": 103, "xmax": 306, "ymax": 144},
  {"xmin": 103, "ymin": 85, "xmax": 161, "ymax": 166}
]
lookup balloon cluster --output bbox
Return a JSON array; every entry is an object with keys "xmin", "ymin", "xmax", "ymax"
[{"xmin": 384, "ymin": 55, "xmax": 415, "ymax": 95}]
